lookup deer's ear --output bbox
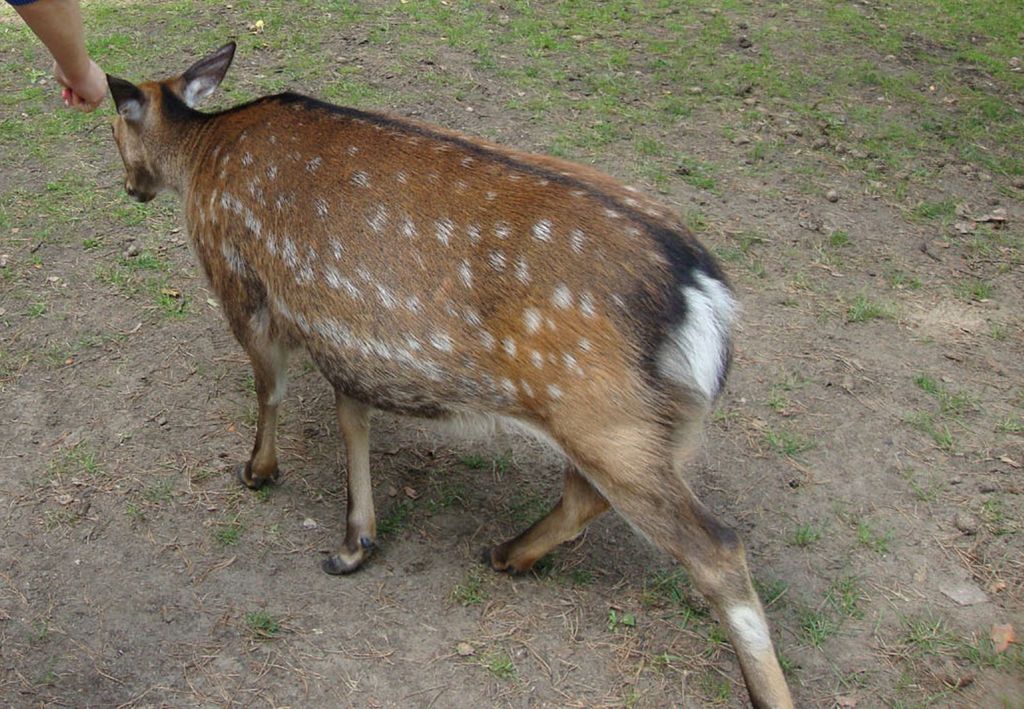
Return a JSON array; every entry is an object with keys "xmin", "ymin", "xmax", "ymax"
[
  {"xmin": 181, "ymin": 42, "xmax": 236, "ymax": 108},
  {"xmin": 107, "ymin": 74, "xmax": 146, "ymax": 122}
]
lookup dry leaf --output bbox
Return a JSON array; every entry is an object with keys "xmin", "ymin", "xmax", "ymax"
[
  {"xmin": 988, "ymin": 580, "xmax": 1008, "ymax": 594},
  {"xmin": 403, "ymin": 485, "xmax": 419, "ymax": 499},
  {"xmin": 998, "ymin": 455, "xmax": 1021, "ymax": 469},
  {"xmin": 160, "ymin": 287, "xmax": 181, "ymax": 298},
  {"xmin": 991, "ymin": 623, "xmax": 1015, "ymax": 653},
  {"xmin": 249, "ymin": 19, "xmax": 265, "ymax": 33}
]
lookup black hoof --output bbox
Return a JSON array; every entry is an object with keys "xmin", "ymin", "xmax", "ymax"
[
  {"xmin": 321, "ymin": 553, "xmax": 364, "ymax": 576},
  {"xmin": 234, "ymin": 462, "xmax": 280, "ymax": 490}
]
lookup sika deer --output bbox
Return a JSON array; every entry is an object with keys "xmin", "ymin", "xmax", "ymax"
[{"xmin": 107, "ymin": 43, "xmax": 793, "ymax": 707}]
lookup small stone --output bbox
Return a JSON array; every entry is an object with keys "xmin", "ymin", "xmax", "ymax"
[
  {"xmin": 302, "ymin": 517, "xmax": 317, "ymax": 530},
  {"xmin": 1012, "ymin": 177, "xmax": 1024, "ymax": 190},
  {"xmin": 456, "ymin": 642, "xmax": 475, "ymax": 657},
  {"xmin": 812, "ymin": 137, "xmax": 829, "ymax": 150},
  {"xmin": 738, "ymin": 36, "xmax": 752, "ymax": 49},
  {"xmin": 954, "ymin": 512, "xmax": 979, "ymax": 535},
  {"xmin": 987, "ymin": 197, "xmax": 1000, "ymax": 206},
  {"xmin": 979, "ymin": 482, "xmax": 999, "ymax": 493},
  {"xmin": 123, "ymin": 242, "xmax": 141, "ymax": 258},
  {"xmin": 940, "ymin": 579, "xmax": 988, "ymax": 606},
  {"xmin": 156, "ymin": 415, "xmax": 168, "ymax": 427},
  {"xmin": 826, "ymin": 189, "xmax": 839, "ymax": 202}
]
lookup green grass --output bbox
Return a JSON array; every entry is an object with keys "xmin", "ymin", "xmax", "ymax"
[
  {"xmin": 914, "ymin": 374, "xmax": 977, "ymax": 417},
  {"xmin": 764, "ymin": 428, "xmax": 815, "ymax": 457},
  {"xmin": 799, "ymin": 608, "xmax": 839, "ymax": 648},
  {"xmin": 215, "ymin": 520, "xmax": 244, "ymax": 546},
  {"xmin": 846, "ymin": 295, "xmax": 894, "ymax": 323},
  {"xmin": 480, "ymin": 650, "xmax": 516, "ymax": 680},
  {"xmin": 792, "ymin": 522, "xmax": 823, "ymax": 548},
  {"xmin": 451, "ymin": 567, "xmax": 486, "ymax": 606},
  {"xmin": 244, "ymin": 610, "xmax": 281, "ymax": 638},
  {"xmin": 377, "ymin": 500, "xmax": 413, "ymax": 538},
  {"xmin": 856, "ymin": 520, "xmax": 894, "ymax": 554},
  {"xmin": 954, "ymin": 278, "xmax": 993, "ymax": 302}
]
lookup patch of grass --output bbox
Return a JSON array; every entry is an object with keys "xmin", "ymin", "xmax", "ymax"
[
  {"xmin": 903, "ymin": 469, "xmax": 942, "ymax": 502},
  {"xmin": 607, "ymin": 609, "xmax": 637, "ymax": 631},
  {"xmin": 674, "ymin": 155, "xmax": 718, "ymax": 191},
  {"xmin": 906, "ymin": 411, "xmax": 955, "ymax": 451},
  {"xmin": 799, "ymin": 608, "xmax": 839, "ymax": 648},
  {"xmin": 846, "ymin": 294, "xmax": 894, "ymax": 323},
  {"xmin": 996, "ymin": 415, "xmax": 1023, "ymax": 433},
  {"xmin": 215, "ymin": 520, "xmax": 244, "ymax": 546},
  {"xmin": 754, "ymin": 578, "xmax": 789, "ymax": 609},
  {"xmin": 25, "ymin": 302, "xmax": 47, "ymax": 318},
  {"xmin": 451, "ymin": 567, "xmax": 486, "ymax": 606},
  {"xmin": 828, "ymin": 230, "xmax": 851, "ymax": 248},
  {"xmin": 856, "ymin": 520, "xmax": 893, "ymax": 554},
  {"xmin": 244, "ymin": 610, "xmax": 281, "ymax": 638},
  {"xmin": 888, "ymin": 270, "xmax": 922, "ymax": 290},
  {"xmin": 980, "ymin": 497, "xmax": 1016, "ymax": 536},
  {"xmin": 954, "ymin": 278, "xmax": 993, "ymax": 302},
  {"xmin": 792, "ymin": 522, "xmax": 824, "ymax": 548},
  {"xmin": 764, "ymin": 427, "xmax": 815, "ymax": 457},
  {"xmin": 49, "ymin": 442, "xmax": 102, "ymax": 480},
  {"xmin": 480, "ymin": 650, "xmax": 516, "ymax": 680},
  {"xmin": 142, "ymin": 477, "xmax": 175, "ymax": 504},
  {"xmin": 377, "ymin": 500, "xmax": 412, "ymax": 538},
  {"xmin": 911, "ymin": 200, "xmax": 957, "ymax": 222},
  {"xmin": 826, "ymin": 575, "xmax": 865, "ymax": 619},
  {"xmin": 914, "ymin": 374, "xmax": 977, "ymax": 417},
  {"xmin": 901, "ymin": 613, "xmax": 958, "ymax": 657},
  {"xmin": 696, "ymin": 671, "xmax": 732, "ymax": 703}
]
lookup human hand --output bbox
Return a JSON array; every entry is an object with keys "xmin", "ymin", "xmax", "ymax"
[{"xmin": 53, "ymin": 58, "xmax": 107, "ymax": 112}]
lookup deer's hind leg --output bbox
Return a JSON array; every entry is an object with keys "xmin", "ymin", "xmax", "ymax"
[
  {"xmin": 487, "ymin": 463, "xmax": 609, "ymax": 573},
  {"xmin": 551, "ymin": 394, "xmax": 794, "ymax": 709}
]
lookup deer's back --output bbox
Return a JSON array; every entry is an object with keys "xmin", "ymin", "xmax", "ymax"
[{"xmin": 184, "ymin": 94, "xmax": 729, "ymax": 419}]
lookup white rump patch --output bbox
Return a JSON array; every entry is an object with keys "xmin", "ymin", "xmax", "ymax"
[
  {"xmin": 657, "ymin": 271, "xmax": 736, "ymax": 401},
  {"xmin": 726, "ymin": 605, "xmax": 772, "ymax": 654}
]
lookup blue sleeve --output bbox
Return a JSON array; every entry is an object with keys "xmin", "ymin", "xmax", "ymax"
[{"xmin": 7, "ymin": 0, "xmax": 41, "ymax": 5}]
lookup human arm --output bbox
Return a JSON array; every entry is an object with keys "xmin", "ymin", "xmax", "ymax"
[{"xmin": 10, "ymin": 0, "xmax": 106, "ymax": 111}]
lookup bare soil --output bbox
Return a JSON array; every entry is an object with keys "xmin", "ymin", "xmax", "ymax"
[{"xmin": 1, "ymin": 3, "xmax": 1022, "ymax": 708}]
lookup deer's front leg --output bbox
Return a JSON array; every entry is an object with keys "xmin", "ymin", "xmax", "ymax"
[
  {"xmin": 236, "ymin": 331, "xmax": 289, "ymax": 489},
  {"xmin": 322, "ymin": 392, "xmax": 375, "ymax": 575}
]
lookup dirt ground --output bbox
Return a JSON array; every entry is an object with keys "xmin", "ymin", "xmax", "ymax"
[{"xmin": 1, "ymin": 2, "xmax": 1022, "ymax": 707}]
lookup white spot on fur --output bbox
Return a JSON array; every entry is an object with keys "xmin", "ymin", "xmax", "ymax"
[
  {"xmin": 245, "ymin": 211, "xmax": 262, "ymax": 237},
  {"xmin": 579, "ymin": 338, "xmax": 592, "ymax": 352},
  {"xmin": 405, "ymin": 295, "xmax": 422, "ymax": 313},
  {"xmin": 605, "ymin": 208, "xmax": 621, "ymax": 219},
  {"xmin": 461, "ymin": 156, "xmax": 475, "ymax": 167},
  {"xmin": 330, "ymin": 239, "xmax": 344, "ymax": 260},
  {"xmin": 367, "ymin": 204, "xmax": 389, "ymax": 234},
  {"xmin": 267, "ymin": 164, "xmax": 278, "ymax": 180},
  {"xmin": 401, "ymin": 215, "xmax": 417, "ymax": 239},
  {"xmin": 348, "ymin": 145, "xmax": 360, "ymax": 155},
  {"xmin": 375, "ymin": 284, "xmax": 398, "ymax": 309},
  {"xmin": 430, "ymin": 331, "xmax": 454, "ymax": 353},
  {"xmin": 532, "ymin": 219, "xmax": 552, "ymax": 242},
  {"xmin": 314, "ymin": 198, "xmax": 329, "ymax": 218},
  {"xmin": 221, "ymin": 241, "xmax": 247, "ymax": 274},
  {"xmin": 351, "ymin": 171, "xmax": 370, "ymax": 188},
  {"xmin": 570, "ymin": 229, "xmax": 586, "ymax": 254},
  {"xmin": 485, "ymin": 191, "xmax": 497, "ymax": 201},
  {"xmin": 467, "ymin": 224, "xmax": 481, "ymax": 243},
  {"xmin": 479, "ymin": 330, "xmax": 496, "ymax": 351},
  {"xmin": 579, "ymin": 291, "xmax": 596, "ymax": 318},
  {"xmin": 281, "ymin": 236, "xmax": 298, "ymax": 269},
  {"xmin": 515, "ymin": 257, "xmax": 530, "ymax": 285},
  {"xmin": 241, "ymin": 152, "xmax": 254, "ymax": 166},
  {"xmin": 500, "ymin": 378, "xmax": 517, "ymax": 397},
  {"xmin": 306, "ymin": 156, "xmax": 322, "ymax": 173},
  {"xmin": 658, "ymin": 272, "xmax": 736, "ymax": 401},
  {"xmin": 459, "ymin": 260, "xmax": 473, "ymax": 288},
  {"xmin": 547, "ymin": 384, "xmax": 564, "ymax": 400},
  {"xmin": 489, "ymin": 250, "xmax": 507, "ymax": 271},
  {"xmin": 520, "ymin": 380, "xmax": 534, "ymax": 397},
  {"xmin": 494, "ymin": 222, "xmax": 511, "ymax": 240},
  {"xmin": 552, "ymin": 284, "xmax": 573, "ymax": 309},
  {"xmin": 395, "ymin": 170, "xmax": 407, "ymax": 184},
  {"xmin": 524, "ymin": 309, "xmax": 542, "ymax": 334},
  {"xmin": 530, "ymin": 350, "xmax": 544, "ymax": 369},
  {"xmin": 726, "ymin": 605, "xmax": 772, "ymax": 654},
  {"xmin": 502, "ymin": 338, "xmax": 517, "ymax": 357},
  {"xmin": 436, "ymin": 218, "xmax": 454, "ymax": 246}
]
